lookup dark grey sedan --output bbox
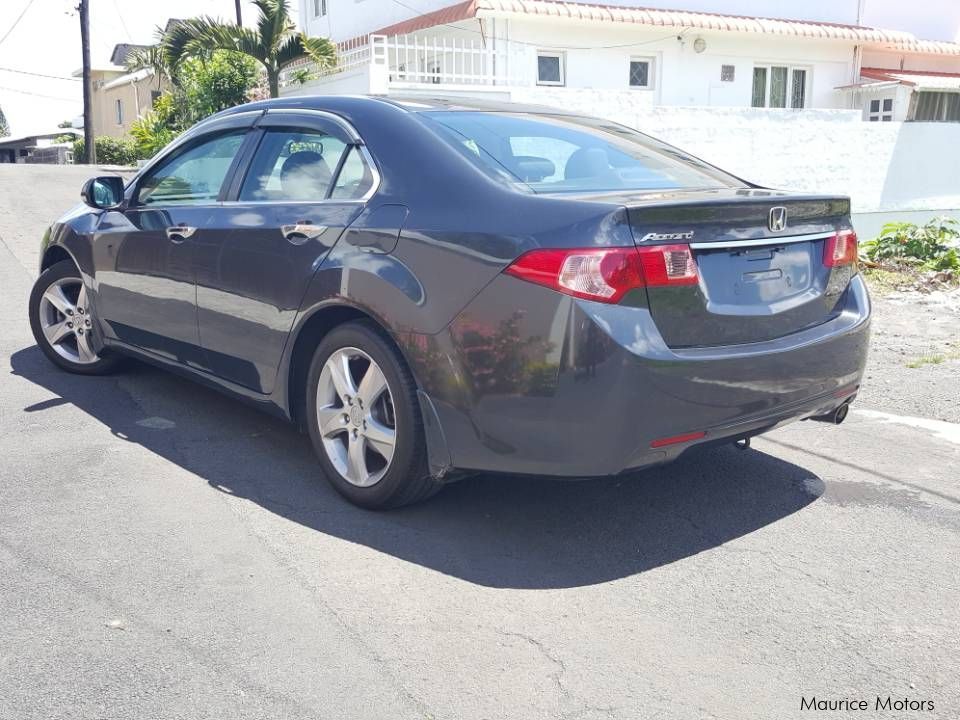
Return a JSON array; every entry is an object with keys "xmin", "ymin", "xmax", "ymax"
[{"xmin": 29, "ymin": 96, "xmax": 870, "ymax": 509}]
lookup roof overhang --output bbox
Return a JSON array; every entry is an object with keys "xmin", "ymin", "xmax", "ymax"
[
  {"xmin": 839, "ymin": 67, "xmax": 960, "ymax": 91},
  {"xmin": 100, "ymin": 67, "xmax": 154, "ymax": 91}
]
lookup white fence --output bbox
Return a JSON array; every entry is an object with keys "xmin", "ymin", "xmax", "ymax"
[{"xmin": 282, "ymin": 34, "xmax": 527, "ymax": 90}]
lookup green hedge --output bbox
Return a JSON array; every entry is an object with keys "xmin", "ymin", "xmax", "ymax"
[{"xmin": 72, "ymin": 136, "xmax": 139, "ymax": 166}]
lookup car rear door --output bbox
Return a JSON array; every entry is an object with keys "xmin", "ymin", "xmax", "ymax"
[
  {"xmin": 93, "ymin": 114, "xmax": 257, "ymax": 365},
  {"xmin": 193, "ymin": 109, "xmax": 376, "ymax": 393}
]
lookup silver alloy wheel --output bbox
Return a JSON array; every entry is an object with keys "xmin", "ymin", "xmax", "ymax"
[
  {"xmin": 37, "ymin": 277, "xmax": 100, "ymax": 365},
  {"xmin": 316, "ymin": 347, "xmax": 397, "ymax": 487}
]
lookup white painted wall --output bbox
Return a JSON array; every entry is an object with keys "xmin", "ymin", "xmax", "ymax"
[{"xmin": 502, "ymin": 20, "xmax": 855, "ymax": 107}]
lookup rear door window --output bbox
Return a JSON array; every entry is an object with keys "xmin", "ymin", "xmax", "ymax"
[{"xmin": 239, "ymin": 130, "xmax": 349, "ymax": 202}]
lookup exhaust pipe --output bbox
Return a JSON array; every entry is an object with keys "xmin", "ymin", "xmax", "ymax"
[{"xmin": 809, "ymin": 402, "xmax": 850, "ymax": 425}]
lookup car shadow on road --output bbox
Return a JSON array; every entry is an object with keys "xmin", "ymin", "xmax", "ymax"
[{"xmin": 12, "ymin": 345, "xmax": 825, "ymax": 589}]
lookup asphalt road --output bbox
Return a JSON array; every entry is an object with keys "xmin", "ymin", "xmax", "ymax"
[{"xmin": 1, "ymin": 165, "xmax": 958, "ymax": 720}]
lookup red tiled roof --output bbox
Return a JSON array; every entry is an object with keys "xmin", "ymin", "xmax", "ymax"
[
  {"xmin": 365, "ymin": 0, "xmax": 960, "ymax": 55},
  {"xmin": 372, "ymin": 0, "xmax": 477, "ymax": 36},
  {"xmin": 856, "ymin": 67, "xmax": 960, "ymax": 89},
  {"xmin": 474, "ymin": 0, "xmax": 916, "ymax": 41}
]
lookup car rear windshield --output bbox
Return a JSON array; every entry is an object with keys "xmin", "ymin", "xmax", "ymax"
[{"xmin": 425, "ymin": 111, "xmax": 744, "ymax": 194}]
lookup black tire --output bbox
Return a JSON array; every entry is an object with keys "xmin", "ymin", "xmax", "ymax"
[
  {"xmin": 305, "ymin": 320, "xmax": 442, "ymax": 510},
  {"xmin": 29, "ymin": 259, "xmax": 123, "ymax": 375}
]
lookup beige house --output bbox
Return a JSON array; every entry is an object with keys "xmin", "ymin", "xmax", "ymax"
[{"xmin": 73, "ymin": 44, "xmax": 169, "ymax": 139}]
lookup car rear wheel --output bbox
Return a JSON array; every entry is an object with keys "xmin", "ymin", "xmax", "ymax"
[
  {"xmin": 306, "ymin": 321, "xmax": 442, "ymax": 509},
  {"xmin": 29, "ymin": 259, "xmax": 122, "ymax": 375}
]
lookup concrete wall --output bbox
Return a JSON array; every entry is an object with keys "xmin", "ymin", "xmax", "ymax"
[{"xmin": 505, "ymin": 89, "xmax": 960, "ymax": 233}]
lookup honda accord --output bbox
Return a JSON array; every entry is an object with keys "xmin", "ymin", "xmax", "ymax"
[{"xmin": 29, "ymin": 96, "xmax": 870, "ymax": 508}]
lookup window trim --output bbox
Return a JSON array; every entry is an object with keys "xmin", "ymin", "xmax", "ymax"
[
  {"xmin": 751, "ymin": 63, "xmax": 811, "ymax": 109},
  {"xmin": 536, "ymin": 51, "xmax": 565, "ymax": 87},
  {"xmin": 222, "ymin": 114, "xmax": 380, "ymax": 204},
  {"xmin": 313, "ymin": 0, "xmax": 327, "ymax": 16},
  {"xmin": 628, "ymin": 56, "xmax": 655, "ymax": 90}
]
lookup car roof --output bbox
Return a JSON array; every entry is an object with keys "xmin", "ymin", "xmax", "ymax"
[{"xmin": 214, "ymin": 94, "xmax": 579, "ymax": 118}]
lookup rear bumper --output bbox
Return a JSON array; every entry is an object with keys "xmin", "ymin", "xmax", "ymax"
[{"xmin": 405, "ymin": 274, "xmax": 871, "ymax": 478}]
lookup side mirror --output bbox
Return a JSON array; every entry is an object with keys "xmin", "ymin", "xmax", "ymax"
[{"xmin": 81, "ymin": 176, "xmax": 125, "ymax": 209}]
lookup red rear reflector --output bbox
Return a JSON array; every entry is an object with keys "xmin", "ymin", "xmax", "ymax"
[
  {"xmin": 504, "ymin": 244, "xmax": 699, "ymax": 303},
  {"xmin": 823, "ymin": 230, "xmax": 858, "ymax": 267},
  {"xmin": 650, "ymin": 430, "xmax": 707, "ymax": 448}
]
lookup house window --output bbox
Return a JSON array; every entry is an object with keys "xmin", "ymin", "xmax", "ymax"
[
  {"xmin": 751, "ymin": 65, "xmax": 809, "ymax": 108},
  {"xmin": 867, "ymin": 97, "xmax": 894, "ymax": 122},
  {"xmin": 313, "ymin": 0, "xmax": 326, "ymax": 16},
  {"xmin": 911, "ymin": 91, "xmax": 960, "ymax": 122},
  {"xmin": 115, "ymin": 99, "xmax": 123, "ymax": 125},
  {"xmin": 629, "ymin": 58, "xmax": 654, "ymax": 88},
  {"xmin": 537, "ymin": 52, "xmax": 564, "ymax": 86},
  {"xmin": 150, "ymin": 90, "xmax": 162, "ymax": 107},
  {"xmin": 720, "ymin": 64, "xmax": 735, "ymax": 82}
]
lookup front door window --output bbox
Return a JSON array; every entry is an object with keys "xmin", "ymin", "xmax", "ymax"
[{"xmin": 137, "ymin": 133, "xmax": 245, "ymax": 206}]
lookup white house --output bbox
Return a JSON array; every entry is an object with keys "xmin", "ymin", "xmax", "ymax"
[{"xmin": 287, "ymin": 0, "xmax": 960, "ymax": 120}]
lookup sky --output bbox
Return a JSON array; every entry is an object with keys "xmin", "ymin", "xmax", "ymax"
[{"xmin": 0, "ymin": 0, "xmax": 298, "ymax": 137}]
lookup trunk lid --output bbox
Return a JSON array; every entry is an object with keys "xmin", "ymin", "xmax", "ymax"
[{"xmin": 623, "ymin": 189, "xmax": 853, "ymax": 347}]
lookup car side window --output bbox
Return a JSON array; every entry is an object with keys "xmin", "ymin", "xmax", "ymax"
[
  {"xmin": 239, "ymin": 130, "xmax": 348, "ymax": 202},
  {"xmin": 137, "ymin": 132, "xmax": 245, "ymax": 206},
  {"xmin": 330, "ymin": 146, "xmax": 374, "ymax": 200}
]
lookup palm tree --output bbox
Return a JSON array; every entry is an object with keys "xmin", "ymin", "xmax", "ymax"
[
  {"xmin": 125, "ymin": 36, "xmax": 174, "ymax": 92},
  {"xmin": 163, "ymin": 0, "xmax": 335, "ymax": 98}
]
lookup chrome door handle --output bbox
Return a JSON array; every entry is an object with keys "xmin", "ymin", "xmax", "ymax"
[
  {"xmin": 281, "ymin": 223, "xmax": 327, "ymax": 244},
  {"xmin": 166, "ymin": 226, "xmax": 196, "ymax": 242}
]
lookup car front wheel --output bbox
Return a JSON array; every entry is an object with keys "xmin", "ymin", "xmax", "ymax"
[
  {"xmin": 29, "ymin": 259, "xmax": 121, "ymax": 375},
  {"xmin": 306, "ymin": 321, "xmax": 442, "ymax": 509}
]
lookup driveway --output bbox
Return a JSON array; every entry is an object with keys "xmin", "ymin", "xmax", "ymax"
[{"xmin": 1, "ymin": 165, "xmax": 958, "ymax": 719}]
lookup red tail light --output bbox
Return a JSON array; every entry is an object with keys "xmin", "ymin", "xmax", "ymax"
[
  {"xmin": 823, "ymin": 230, "xmax": 858, "ymax": 267},
  {"xmin": 504, "ymin": 245, "xmax": 699, "ymax": 303}
]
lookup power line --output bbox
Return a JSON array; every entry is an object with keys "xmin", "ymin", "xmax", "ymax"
[
  {"xmin": 386, "ymin": 0, "xmax": 688, "ymax": 50},
  {"xmin": 0, "ymin": 0, "xmax": 36, "ymax": 47},
  {"xmin": 0, "ymin": 66, "xmax": 81, "ymax": 81},
  {"xmin": 0, "ymin": 84, "xmax": 79, "ymax": 101},
  {"xmin": 111, "ymin": 0, "xmax": 132, "ymax": 40}
]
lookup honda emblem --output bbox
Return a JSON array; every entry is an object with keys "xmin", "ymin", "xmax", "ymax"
[{"xmin": 769, "ymin": 206, "xmax": 787, "ymax": 232}]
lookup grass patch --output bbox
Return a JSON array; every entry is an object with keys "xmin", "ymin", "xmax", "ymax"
[
  {"xmin": 862, "ymin": 267, "xmax": 906, "ymax": 296},
  {"xmin": 905, "ymin": 349, "xmax": 960, "ymax": 369}
]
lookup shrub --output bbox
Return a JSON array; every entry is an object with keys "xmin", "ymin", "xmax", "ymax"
[
  {"xmin": 130, "ymin": 95, "xmax": 181, "ymax": 160},
  {"xmin": 72, "ymin": 136, "xmax": 139, "ymax": 166},
  {"xmin": 860, "ymin": 216, "xmax": 960, "ymax": 272}
]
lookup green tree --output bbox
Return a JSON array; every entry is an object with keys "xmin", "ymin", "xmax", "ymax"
[
  {"xmin": 0, "ymin": 105, "xmax": 9, "ymax": 137},
  {"xmin": 163, "ymin": 0, "xmax": 335, "ymax": 98},
  {"xmin": 177, "ymin": 50, "xmax": 259, "ymax": 123}
]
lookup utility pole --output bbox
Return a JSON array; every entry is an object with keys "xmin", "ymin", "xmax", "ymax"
[
  {"xmin": 78, "ymin": 0, "xmax": 96, "ymax": 164},
  {"xmin": 234, "ymin": 0, "xmax": 242, "ymax": 25}
]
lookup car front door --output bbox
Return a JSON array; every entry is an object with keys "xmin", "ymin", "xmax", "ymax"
[
  {"xmin": 193, "ymin": 110, "xmax": 376, "ymax": 392},
  {"xmin": 93, "ymin": 119, "xmax": 254, "ymax": 365}
]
